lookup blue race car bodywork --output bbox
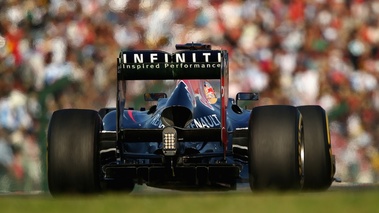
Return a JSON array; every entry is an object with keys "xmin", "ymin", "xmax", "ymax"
[{"xmin": 100, "ymin": 80, "xmax": 253, "ymax": 189}]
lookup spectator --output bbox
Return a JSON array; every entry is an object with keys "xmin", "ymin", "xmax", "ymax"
[{"xmin": 0, "ymin": 128, "xmax": 13, "ymax": 192}]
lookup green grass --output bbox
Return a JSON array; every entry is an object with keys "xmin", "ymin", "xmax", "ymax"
[{"xmin": 1, "ymin": 189, "xmax": 378, "ymax": 213}]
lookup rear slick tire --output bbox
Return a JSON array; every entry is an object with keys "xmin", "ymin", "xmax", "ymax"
[
  {"xmin": 47, "ymin": 109, "xmax": 102, "ymax": 196},
  {"xmin": 297, "ymin": 105, "xmax": 334, "ymax": 190},
  {"xmin": 248, "ymin": 105, "xmax": 304, "ymax": 191}
]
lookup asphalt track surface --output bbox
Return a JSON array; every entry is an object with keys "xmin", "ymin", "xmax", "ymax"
[
  {"xmin": 128, "ymin": 182, "xmax": 379, "ymax": 195},
  {"xmin": 0, "ymin": 181, "xmax": 378, "ymax": 196}
]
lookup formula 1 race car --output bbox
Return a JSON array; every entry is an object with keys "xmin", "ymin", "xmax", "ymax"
[{"xmin": 47, "ymin": 43, "xmax": 336, "ymax": 195}]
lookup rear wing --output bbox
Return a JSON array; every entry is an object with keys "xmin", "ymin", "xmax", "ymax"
[
  {"xmin": 117, "ymin": 50, "xmax": 226, "ymax": 80},
  {"xmin": 116, "ymin": 44, "xmax": 229, "ymax": 155}
]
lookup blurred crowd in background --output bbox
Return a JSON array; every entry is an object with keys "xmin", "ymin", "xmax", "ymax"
[{"xmin": 1, "ymin": 0, "xmax": 379, "ymax": 192}]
